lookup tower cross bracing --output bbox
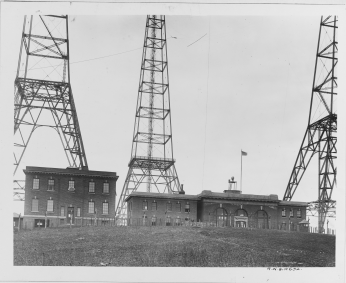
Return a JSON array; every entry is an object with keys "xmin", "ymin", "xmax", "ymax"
[
  {"xmin": 13, "ymin": 15, "xmax": 88, "ymax": 200},
  {"xmin": 116, "ymin": 15, "xmax": 181, "ymax": 219},
  {"xmin": 283, "ymin": 16, "xmax": 337, "ymax": 233}
]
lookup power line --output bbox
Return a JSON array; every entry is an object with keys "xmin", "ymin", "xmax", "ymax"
[
  {"xmin": 187, "ymin": 33, "xmax": 207, "ymax": 47},
  {"xmin": 17, "ymin": 47, "xmax": 143, "ymax": 72}
]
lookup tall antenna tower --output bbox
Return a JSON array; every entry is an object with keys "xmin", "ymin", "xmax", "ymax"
[
  {"xmin": 283, "ymin": 16, "xmax": 337, "ymax": 233},
  {"xmin": 116, "ymin": 15, "xmax": 182, "ymax": 219},
  {"xmin": 13, "ymin": 15, "xmax": 88, "ymax": 200}
]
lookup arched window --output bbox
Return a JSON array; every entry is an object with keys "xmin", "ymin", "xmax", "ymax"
[{"xmin": 235, "ymin": 209, "xmax": 248, "ymax": 217}]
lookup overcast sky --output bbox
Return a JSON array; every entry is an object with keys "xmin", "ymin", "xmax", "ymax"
[
  {"xmin": 1, "ymin": 3, "xmax": 345, "ymax": 282},
  {"xmin": 1, "ymin": 12, "xmax": 340, "ymax": 229}
]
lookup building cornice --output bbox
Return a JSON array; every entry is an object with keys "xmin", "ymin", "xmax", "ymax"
[{"xmin": 24, "ymin": 166, "xmax": 118, "ymax": 179}]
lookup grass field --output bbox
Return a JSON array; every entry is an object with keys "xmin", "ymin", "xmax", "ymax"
[{"xmin": 13, "ymin": 226, "xmax": 335, "ymax": 267}]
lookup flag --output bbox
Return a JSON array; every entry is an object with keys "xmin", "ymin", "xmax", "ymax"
[{"xmin": 241, "ymin": 151, "xmax": 247, "ymax": 156}]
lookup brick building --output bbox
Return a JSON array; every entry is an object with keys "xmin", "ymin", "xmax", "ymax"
[
  {"xmin": 126, "ymin": 181, "xmax": 308, "ymax": 232},
  {"xmin": 126, "ymin": 192, "xmax": 198, "ymax": 226},
  {"xmin": 196, "ymin": 190, "xmax": 308, "ymax": 231},
  {"xmin": 23, "ymin": 166, "xmax": 118, "ymax": 229}
]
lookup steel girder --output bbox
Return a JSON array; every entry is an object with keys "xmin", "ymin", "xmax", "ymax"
[
  {"xmin": 307, "ymin": 200, "xmax": 336, "ymax": 219},
  {"xmin": 116, "ymin": 161, "xmax": 180, "ymax": 217},
  {"xmin": 116, "ymin": 15, "xmax": 181, "ymax": 220},
  {"xmin": 13, "ymin": 15, "xmax": 88, "ymax": 200},
  {"xmin": 283, "ymin": 16, "xmax": 337, "ymax": 233}
]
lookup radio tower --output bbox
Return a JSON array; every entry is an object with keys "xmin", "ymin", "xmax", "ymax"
[
  {"xmin": 283, "ymin": 16, "xmax": 337, "ymax": 233},
  {"xmin": 116, "ymin": 15, "xmax": 182, "ymax": 219},
  {"xmin": 13, "ymin": 15, "xmax": 88, "ymax": 200}
]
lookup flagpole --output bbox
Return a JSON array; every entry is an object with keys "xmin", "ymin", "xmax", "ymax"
[{"xmin": 241, "ymin": 150, "xmax": 243, "ymax": 192}]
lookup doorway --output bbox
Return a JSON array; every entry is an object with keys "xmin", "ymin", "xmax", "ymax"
[
  {"xmin": 216, "ymin": 208, "xmax": 227, "ymax": 227},
  {"xmin": 67, "ymin": 207, "xmax": 75, "ymax": 225},
  {"xmin": 255, "ymin": 210, "xmax": 268, "ymax": 229}
]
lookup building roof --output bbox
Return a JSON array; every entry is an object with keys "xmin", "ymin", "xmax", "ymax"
[
  {"xmin": 197, "ymin": 190, "xmax": 279, "ymax": 203},
  {"xmin": 125, "ymin": 191, "xmax": 199, "ymax": 202},
  {"xmin": 125, "ymin": 190, "xmax": 309, "ymax": 206},
  {"xmin": 279, "ymin": 200, "xmax": 309, "ymax": 207},
  {"xmin": 24, "ymin": 166, "xmax": 118, "ymax": 179},
  {"xmin": 299, "ymin": 220, "xmax": 309, "ymax": 224}
]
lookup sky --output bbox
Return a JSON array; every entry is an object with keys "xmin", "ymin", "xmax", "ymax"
[
  {"xmin": 1, "ymin": 12, "xmax": 340, "ymax": 229},
  {"xmin": 0, "ymin": 2, "xmax": 345, "ymax": 283}
]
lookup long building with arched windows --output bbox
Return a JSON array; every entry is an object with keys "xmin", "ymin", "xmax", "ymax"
[{"xmin": 125, "ymin": 180, "xmax": 309, "ymax": 232}]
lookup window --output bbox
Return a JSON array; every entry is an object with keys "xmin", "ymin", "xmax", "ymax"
[
  {"xmin": 282, "ymin": 208, "xmax": 286, "ymax": 217},
  {"xmin": 68, "ymin": 180, "xmax": 75, "ymax": 191},
  {"xmin": 151, "ymin": 215, "xmax": 157, "ymax": 226},
  {"xmin": 185, "ymin": 202, "xmax": 190, "ymax": 213},
  {"xmin": 297, "ymin": 208, "xmax": 302, "ymax": 218},
  {"xmin": 166, "ymin": 202, "xmax": 172, "ymax": 212},
  {"xmin": 103, "ymin": 182, "xmax": 109, "ymax": 194},
  {"xmin": 33, "ymin": 178, "xmax": 39, "ymax": 190},
  {"xmin": 103, "ymin": 202, "xmax": 109, "ymax": 215},
  {"xmin": 142, "ymin": 200, "xmax": 148, "ymax": 210},
  {"xmin": 48, "ymin": 179, "xmax": 54, "ymax": 190},
  {"xmin": 237, "ymin": 209, "xmax": 247, "ymax": 217},
  {"xmin": 47, "ymin": 199, "xmax": 54, "ymax": 212},
  {"xmin": 61, "ymin": 206, "xmax": 65, "ymax": 217},
  {"xmin": 88, "ymin": 201, "xmax": 95, "ymax": 213},
  {"xmin": 89, "ymin": 181, "xmax": 95, "ymax": 193},
  {"xmin": 32, "ymin": 199, "xmax": 38, "ymax": 212},
  {"xmin": 290, "ymin": 209, "xmax": 294, "ymax": 217},
  {"xmin": 143, "ymin": 214, "xmax": 148, "ymax": 225},
  {"xmin": 176, "ymin": 202, "xmax": 181, "ymax": 212},
  {"xmin": 77, "ymin": 207, "xmax": 81, "ymax": 217},
  {"xmin": 151, "ymin": 201, "xmax": 157, "ymax": 211}
]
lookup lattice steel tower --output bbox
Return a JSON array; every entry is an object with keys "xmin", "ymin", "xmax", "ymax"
[
  {"xmin": 14, "ymin": 15, "xmax": 88, "ymax": 200},
  {"xmin": 283, "ymin": 16, "xmax": 337, "ymax": 233},
  {"xmin": 116, "ymin": 15, "xmax": 182, "ymax": 218}
]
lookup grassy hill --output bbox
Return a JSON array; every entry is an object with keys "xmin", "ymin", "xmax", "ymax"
[{"xmin": 13, "ymin": 226, "xmax": 335, "ymax": 267}]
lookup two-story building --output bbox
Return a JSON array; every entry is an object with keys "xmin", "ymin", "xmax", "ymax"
[
  {"xmin": 23, "ymin": 166, "xmax": 118, "ymax": 229},
  {"xmin": 126, "ymin": 191, "xmax": 198, "ymax": 226}
]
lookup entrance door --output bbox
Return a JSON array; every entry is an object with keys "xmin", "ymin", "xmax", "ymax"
[
  {"xmin": 236, "ymin": 221, "xmax": 247, "ymax": 228},
  {"xmin": 67, "ymin": 207, "xmax": 74, "ymax": 224},
  {"xmin": 216, "ymin": 208, "xmax": 227, "ymax": 227},
  {"xmin": 256, "ymin": 210, "xmax": 268, "ymax": 229}
]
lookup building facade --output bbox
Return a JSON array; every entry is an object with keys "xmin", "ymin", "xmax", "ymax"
[
  {"xmin": 125, "ymin": 192, "xmax": 198, "ymax": 226},
  {"xmin": 125, "ymin": 185, "xmax": 308, "ymax": 232},
  {"xmin": 197, "ymin": 190, "xmax": 308, "ymax": 231},
  {"xmin": 23, "ymin": 166, "xmax": 118, "ymax": 229}
]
